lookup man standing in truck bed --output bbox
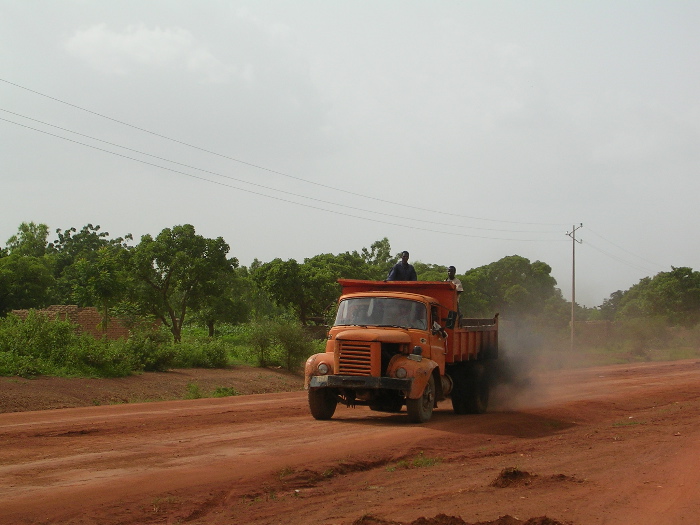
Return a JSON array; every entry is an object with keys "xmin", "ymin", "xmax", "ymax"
[
  {"xmin": 445, "ymin": 266, "xmax": 463, "ymax": 293},
  {"xmin": 386, "ymin": 251, "xmax": 417, "ymax": 281}
]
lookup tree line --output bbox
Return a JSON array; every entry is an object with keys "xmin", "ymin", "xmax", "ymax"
[{"xmin": 1, "ymin": 221, "xmax": 698, "ymax": 344}]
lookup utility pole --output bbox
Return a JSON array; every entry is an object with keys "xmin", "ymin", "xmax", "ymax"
[{"xmin": 566, "ymin": 223, "xmax": 583, "ymax": 352}]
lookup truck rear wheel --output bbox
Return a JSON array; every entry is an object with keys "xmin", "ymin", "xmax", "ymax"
[
  {"xmin": 450, "ymin": 363, "xmax": 489, "ymax": 415},
  {"xmin": 450, "ymin": 367, "xmax": 470, "ymax": 415},
  {"xmin": 406, "ymin": 375, "xmax": 435, "ymax": 423},
  {"xmin": 308, "ymin": 388, "xmax": 338, "ymax": 420},
  {"xmin": 466, "ymin": 363, "xmax": 489, "ymax": 414}
]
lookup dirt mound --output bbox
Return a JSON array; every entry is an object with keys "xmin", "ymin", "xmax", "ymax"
[{"xmin": 490, "ymin": 467, "xmax": 537, "ymax": 488}]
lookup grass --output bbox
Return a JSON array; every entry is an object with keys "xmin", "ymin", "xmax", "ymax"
[
  {"xmin": 386, "ymin": 452, "xmax": 442, "ymax": 472},
  {"xmin": 212, "ymin": 386, "xmax": 238, "ymax": 397},
  {"xmin": 184, "ymin": 383, "xmax": 202, "ymax": 399},
  {"xmin": 278, "ymin": 466, "xmax": 295, "ymax": 480},
  {"xmin": 184, "ymin": 383, "xmax": 239, "ymax": 400},
  {"xmin": 151, "ymin": 495, "xmax": 179, "ymax": 513}
]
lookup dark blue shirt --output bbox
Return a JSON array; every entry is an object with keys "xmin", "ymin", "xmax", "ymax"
[{"xmin": 386, "ymin": 262, "xmax": 417, "ymax": 281}]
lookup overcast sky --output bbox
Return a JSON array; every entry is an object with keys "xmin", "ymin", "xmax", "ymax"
[{"xmin": 1, "ymin": 1, "xmax": 698, "ymax": 307}]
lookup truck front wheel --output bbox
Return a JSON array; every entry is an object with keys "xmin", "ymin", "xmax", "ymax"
[
  {"xmin": 308, "ymin": 388, "xmax": 338, "ymax": 420},
  {"xmin": 406, "ymin": 375, "xmax": 435, "ymax": 423}
]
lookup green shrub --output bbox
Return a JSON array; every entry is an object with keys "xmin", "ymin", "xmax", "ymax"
[
  {"xmin": 116, "ymin": 334, "xmax": 176, "ymax": 372},
  {"xmin": 0, "ymin": 312, "xmax": 138, "ymax": 377},
  {"xmin": 212, "ymin": 386, "xmax": 238, "ymax": 397},
  {"xmin": 61, "ymin": 336, "xmax": 133, "ymax": 377},
  {"xmin": 0, "ymin": 311, "xmax": 76, "ymax": 358},
  {"xmin": 274, "ymin": 321, "xmax": 314, "ymax": 371},
  {"xmin": 185, "ymin": 382, "xmax": 202, "ymax": 399},
  {"xmin": 0, "ymin": 352, "xmax": 42, "ymax": 378},
  {"xmin": 0, "ymin": 311, "xmax": 317, "ymax": 378},
  {"xmin": 172, "ymin": 339, "xmax": 229, "ymax": 368},
  {"xmin": 249, "ymin": 320, "xmax": 275, "ymax": 367}
]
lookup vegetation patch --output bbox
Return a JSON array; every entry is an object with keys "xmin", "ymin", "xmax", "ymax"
[
  {"xmin": 211, "ymin": 386, "xmax": 238, "ymax": 397},
  {"xmin": 386, "ymin": 452, "xmax": 442, "ymax": 472},
  {"xmin": 184, "ymin": 382, "xmax": 202, "ymax": 399}
]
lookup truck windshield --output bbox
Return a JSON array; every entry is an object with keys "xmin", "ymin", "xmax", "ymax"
[{"xmin": 334, "ymin": 297, "xmax": 427, "ymax": 329}]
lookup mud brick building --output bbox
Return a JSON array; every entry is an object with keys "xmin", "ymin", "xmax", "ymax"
[{"xmin": 11, "ymin": 305, "xmax": 132, "ymax": 340}]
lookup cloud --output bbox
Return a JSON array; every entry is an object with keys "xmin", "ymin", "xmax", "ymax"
[{"xmin": 65, "ymin": 23, "xmax": 235, "ymax": 83}]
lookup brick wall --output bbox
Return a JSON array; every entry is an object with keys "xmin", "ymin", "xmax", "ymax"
[{"xmin": 11, "ymin": 305, "xmax": 132, "ymax": 340}]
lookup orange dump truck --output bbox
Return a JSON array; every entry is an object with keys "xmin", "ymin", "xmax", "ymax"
[{"xmin": 304, "ymin": 279, "xmax": 498, "ymax": 423}]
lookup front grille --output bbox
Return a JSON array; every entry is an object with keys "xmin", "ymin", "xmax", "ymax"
[{"xmin": 338, "ymin": 341, "xmax": 372, "ymax": 376}]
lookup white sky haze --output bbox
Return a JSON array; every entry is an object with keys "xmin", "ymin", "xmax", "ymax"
[{"xmin": 1, "ymin": 1, "xmax": 699, "ymax": 307}]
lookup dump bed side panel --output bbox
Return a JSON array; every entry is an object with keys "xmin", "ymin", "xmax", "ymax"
[{"xmin": 446, "ymin": 316, "xmax": 499, "ymax": 363}]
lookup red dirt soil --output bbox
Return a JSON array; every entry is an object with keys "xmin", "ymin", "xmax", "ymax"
[{"xmin": 2, "ymin": 360, "xmax": 700, "ymax": 524}]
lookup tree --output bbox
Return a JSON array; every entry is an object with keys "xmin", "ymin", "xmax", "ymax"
[
  {"xmin": 190, "ymin": 265, "xmax": 251, "ymax": 336},
  {"xmin": 252, "ymin": 258, "xmax": 308, "ymax": 323},
  {"xmin": 413, "ymin": 262, "xmax": 446, "ymax": 282},
  {"xmin": 49, "ymin": 224, "xmax": 133, "ymax": 305},
  {"xmin": 361, "ymin": 238, "xmax": 394, "ymax": 280},
  {"xmin": 0, "ymin": 254, "xmax": 55, "ymax": 315},
  {"xmin": 599, "ymin": 290, "xmax": 625, "ymax": 321},
  {"xmin": 615, "ymin": 267, "xmax": 700, "ymax": 327},
  {"xmin": 460, "ymin": 255, "xmax": 562, "ymax": 320},
  {"xmin": 303, "ymin": 251, "xmax": 372, "ymax": 318},
  {"xmin": 253, "ymin": 251, "xmax": 371, "ymax": 325},
  {"xmin": 68, "ymin": 246, "xmax": 131, "ymax": 328},
  {"xmin": 6, "ymin": 222, "xmax": 50, "ymax": 257},
  {"xmin": 129, "ymin": 224, "xmax": 235, "ymax": 342}
]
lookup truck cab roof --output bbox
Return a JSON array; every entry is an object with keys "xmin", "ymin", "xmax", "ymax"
[{"xmin": 337, "ymin": 279, "xmax": 458, "ymax": 311}]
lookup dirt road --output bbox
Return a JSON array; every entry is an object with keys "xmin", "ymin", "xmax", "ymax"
[{"xmin": 1, "ymin": 360, "xmax": 700, "ymax": 525}]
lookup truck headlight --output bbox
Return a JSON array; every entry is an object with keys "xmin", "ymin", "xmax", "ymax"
[
  {"xmin": 395, "ymin": 367, "xmax": 407, "ymax": 379},
  {"xmin": 317, "ymin": 363, "xmax": 330, "ymax": 375}
]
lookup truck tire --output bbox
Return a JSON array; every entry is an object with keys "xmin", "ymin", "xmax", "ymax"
[
  {"xmin": 308, "ymin": 388, "xmax": 338, "ymax": 420},
  {"xmin": 450, "ymin": 363, "xmax": 489, "ymax": 415},
  {"xmin": 450, "ymin": 365, "xmax": 470, "ymax": 414},
  {"xmin": 406, "ymin": 375, "xmax": 435, "ymax": 423},
  {"xmin": 466, "ymin": 363, "xmax": 489, "ymax": 414}
]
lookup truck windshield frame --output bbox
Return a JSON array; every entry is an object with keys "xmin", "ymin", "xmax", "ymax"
[{"xmin": 334, "ymin": 297, "xmax": 427, "ymax": 330}]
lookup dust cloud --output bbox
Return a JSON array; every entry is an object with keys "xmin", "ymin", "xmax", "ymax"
[{"xmin": 488, "ymin": 319, "xmax": 555, "ymax": 411}]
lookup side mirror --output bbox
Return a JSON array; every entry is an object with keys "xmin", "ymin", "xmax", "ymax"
[
  {"xmin": 432, "ymin": 322, "xmax": 447, "ymax": 338},
  {"xmin": 445, "ymin": 310, "xmax": 457, "ymax": 329}
]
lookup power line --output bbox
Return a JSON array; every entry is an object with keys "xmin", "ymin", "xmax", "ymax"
[
  {"xmin": 0, "ymin": 110, "xmax": 565, "ymax": 237},
  {"xmin": 5, "ymin": 79, "xmax": 663, "ymax": 277},
  {"xmin": 0, "ymin": 77, "xmax": 568, "ymax": 227},
  {"xmin": 586, "ymin": 227, "xmax": 665, "ymax": 269},
  {"xmin": 584, "ymin": 240, "xmax": 659, "ymax": 275},
  {"xmin": 1, "ymin": 115, "xmax": 569, "ymax": 243}
]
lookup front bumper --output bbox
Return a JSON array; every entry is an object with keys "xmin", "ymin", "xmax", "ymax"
[{"xmin": 309, "ymin": 374, "xmax": 412, "ymax": 391}]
